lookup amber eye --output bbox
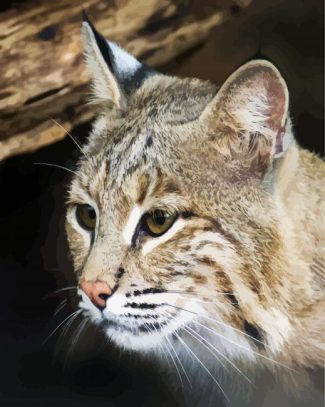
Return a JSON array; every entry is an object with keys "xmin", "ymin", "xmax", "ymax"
[
  {"xmin": 143, "ymin": 210, "xmax": 177, "ymax": 237},
  {"xmin": 76, "ymin": 204, "xmax": 96, "ymax": 231}
]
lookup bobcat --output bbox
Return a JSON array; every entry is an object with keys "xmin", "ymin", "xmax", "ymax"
[{"xmin": 64, "ymin": 14, "xmax": 324, "ymax": 406}]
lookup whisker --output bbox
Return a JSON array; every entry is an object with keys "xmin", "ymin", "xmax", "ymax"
[
  {"xmin": 125, "ymin": 317, "xmax": 135, "ymax": 338},
  {"xmin": 164, "ymin": 330, "xmax": 192, "ymax": 388},
  {"xmin": 43, "ymin": 309, "xmax": 82, "ymax": 345},
  {"xmin": 54, "ymin": 298, "xmax": 68, "ymax": 316},
  {"xmin": 59, "ymin": 311, "xmax": 85, "ymax": 367},
  {"xmin": 165, "ymin": 303, "xmax": 269, "ymax": 349},
  {"xmin": 173, "ymin": 329, "xmax": 229, "ymax": 402},
  {"xmin": 34, "ymin": 162, "xmax": 80, "ymax": 178},
  {"xmin": 43, "ymin": 286, "xmax": 77, "ymax": 299},
  {"xmin": 71, "ymin": 317, "xmax": 88, "ymax": 347},
  {"xmin": 56, "ymin": 313, "xmax": 80, "ymax": 339},
  {"xmin": 60, "ymin": 309, "xmax": 84, "ymax": 341},
  {"xmin": 163, "ymin": 337, "xmax": 185, "ymax": 389},
  {"xmin": 183, "ymin": 325, "xmax": 227, "ymax": 369},
  {"xmin": 159, "ymin": 339, "xmax": 173, "ymax": 369},
  {"xmin": 163, "ymin": 310, "xmax": 226, "ymax": 370},
  {"xmin": 176, "ymin": 295, "xmax": 238, "ymax": 307},
  {"xmin": 157, "ymin": 337, "xmax": 173, "ymax": 368},
  {"xmin": 144, "ymin": 318, "xmax": 187, "ymax": 389},
  {"xmin": 142, "ymin": 319, "xmax": 171, "ymax": 368},
  {"xmin": 186, "ymin": 325, "xmax": 252, "ymax": 385},
  {"xmin": 193, "ymin": 319, "xmax": 295, "ymax": 371},
  {"xmin": 165, "ymin": 303, "xmax": 295, "ymax": 372},
  {"xmin": 165, "ymin": 290, "xmax": 240, "ymax": 297},
  {"xmin": 50, "ymin": 118, "xmax": 89, "ymax": 159},
  {"xmin": 146, "ymin": 318, "xmax": 185, "ymax": 389},
  {"xmin": 201, "ymin": 314, "xmax": 269, "ymax": 349}
]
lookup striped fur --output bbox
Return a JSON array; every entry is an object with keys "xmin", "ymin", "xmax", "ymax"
[{"xmin": 65, "ymin": 24, "xmax": 325, "ymax": 400}]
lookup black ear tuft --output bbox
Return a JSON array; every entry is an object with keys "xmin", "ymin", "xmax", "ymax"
[
  {"xmin": 82, "ymin": 11, "xmax": 158, "ymax": 95},
  {"xmin": 82, "ymin": 10, "xmax": 115, "ymax": 73}
]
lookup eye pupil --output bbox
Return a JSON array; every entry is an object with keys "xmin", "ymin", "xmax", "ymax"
[
  {"xmin": 88, "ymin": 208, "xmax": 96, "ymax": 219},
  {"xmin": 153, "ymin": 210, "xmax": 166, "ymax": 226}
]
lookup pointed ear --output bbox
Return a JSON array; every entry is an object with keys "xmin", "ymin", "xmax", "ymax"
[
  {"xmin": 200, "ymin": 60, "xmax": 290, "ymax": 177},
  {"xmin": 81, "ymin": 12, "xmax": 157, "ymax": 110}
]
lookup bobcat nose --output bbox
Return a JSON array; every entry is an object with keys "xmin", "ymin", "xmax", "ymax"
[{"xmin": 79, "ymin": 280, "xmax": 112, "ymax": 309}]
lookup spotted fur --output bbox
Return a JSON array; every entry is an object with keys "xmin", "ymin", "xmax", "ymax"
[{"xmin": 65, "ymin": 18, "xmax": 325, "ymax": 399}]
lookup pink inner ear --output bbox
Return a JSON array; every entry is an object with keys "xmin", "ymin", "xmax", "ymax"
[
  {"xmin": 275, "ymin": 126, "xmax": 285, "ymax": 154},
  {"xmin": 263, "ymin": 70, "xmax": 287, "ymax": 131},
  {"xmin": 201, "ymin": 60, "xmax": 289, "ymax": 166}
]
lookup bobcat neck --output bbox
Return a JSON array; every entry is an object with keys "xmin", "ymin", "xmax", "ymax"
[{"xmin": 276, "ymin": 142, "xmax": 324, "ymax": 367}]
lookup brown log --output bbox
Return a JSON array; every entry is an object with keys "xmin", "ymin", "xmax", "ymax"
[{"xmin": 0, "ymin": 0, "xmax": 233, "ymax": 162}]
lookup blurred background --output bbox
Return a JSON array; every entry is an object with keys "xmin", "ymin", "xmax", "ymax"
[{"xmin": 0, "ymin": 0, "xmax": 323, "ymax": 406}]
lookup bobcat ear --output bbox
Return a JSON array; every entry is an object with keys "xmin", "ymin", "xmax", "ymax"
[
  {"xmin": 200, "ymin": 60, "xmax": 290, "ymax": 176},
  {"xmin": 81, "ymin": 12, "xmax": 157, "ymax": 110}
]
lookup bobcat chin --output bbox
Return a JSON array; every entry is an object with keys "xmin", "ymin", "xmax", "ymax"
[{"xmin": 65, "ymin": 13, "xmax": 324, "ymax": 403}]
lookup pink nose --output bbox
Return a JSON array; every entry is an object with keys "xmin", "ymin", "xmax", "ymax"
[{"xmin": 79, "ymin": 280, "xmax": 112, "ymax": 309}]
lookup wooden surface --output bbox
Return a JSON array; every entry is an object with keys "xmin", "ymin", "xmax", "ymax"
[{"xmin": 0, "ymin": 0, "xmax": 239, "ymax": 162}]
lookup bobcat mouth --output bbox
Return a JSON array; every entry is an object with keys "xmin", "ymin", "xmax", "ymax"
[
  {"xmin": 102, "ymin": 300, "xmax": 171, "ymax": 335},
  {"xmin": 98, "ymin": 308, "xmax": 180, "ymax": 351},
  {"xmin": 102, "ymin": 314, "xmax": 169, "ymax": 334},
  {"xmin": 78, "ymin": 290, "xmax": 195, "ymax": 350}
]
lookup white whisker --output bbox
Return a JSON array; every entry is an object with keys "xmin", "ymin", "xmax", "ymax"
[
  {"xmin": 173, "ymin": 329, "xmax": 229, "ymax": 402},
  {"xmin": 50, "ymin": 118, "xmax": 89, "ymax": 159},
  {"xmin": 184, "ymin": 321, "xmax": 295, "ymax": 372},
  {"xmin": 165, "ymin": 304, "xmax": 295, "ymax": 371},
  {"xmin": 144, "ymin": 318, "xmax": 185, "ymax": 389},
  {"xmin": 71, "ymin": 317, "xmax": 88, "ymax": 347},
  {"xmin": 43, "ymin": 309, "xmax": 82, "ymax": 345},
  {"xmin": 60, "ymin": 309, "xmax": 83, "ymax": 339},
  {"xmin": 163, "ymin": 338, "xmax": 185, "ymax": 389},
  {"xmin": 165, "ymin": 303, "xmax": 295, "ymax": 371},
  {"xmin": 195, "ymin": 320, "xmax": 294, "ymax": 372},
  {"xmin": 186, "ymin": 325, "xmax": 252, "ymax": 384},
  {"xmin": 54, "ymin": 298, "xmax": 68, "ymax": 316},
  {"xmin": 177, "ymin": 295, "xmax": 238, "ymax": 306},
  {"xmin": 44, "ymin": 286, "xmax": 77, "ymax": 299},
  {"xmin": 164, "ymin": 331, "xmax": 192, "ymax": 388},
  {"xmin": 165, "ymin": 290, "xmax": 240, "ymax": 297},
  {"xmin": 34, "ymin": 162, "xmax": 80, "ymax": 178},
  {"xmin": 164, "ymin": 310, "xmax": 226, "ymax": 370},
  {"xmin": 165, "ymin": 303, "xmax": 269, "ymax": 349}
]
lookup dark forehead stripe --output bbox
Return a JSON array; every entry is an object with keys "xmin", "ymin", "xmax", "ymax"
[
  {"xmin": 145, "ymin": 134, "xmax": 153, "ymax": 148},
  {"xmin": 151, "ymin": 170, "xmax": 181, "ymax": 197},
  {"xmin": 109, "ymin": 137, "xmax": 149, "ymax": 186},
  {"xmin": 136, "ymin": 173, "xmax": 151, "ymax": 204}
]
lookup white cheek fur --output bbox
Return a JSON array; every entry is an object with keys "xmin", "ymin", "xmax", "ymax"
[{"xmin": 122, "ymin": 205, "xmax": 142, "ymax": 245}]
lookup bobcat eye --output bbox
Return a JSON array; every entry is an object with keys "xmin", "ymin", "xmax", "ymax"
[
  {"xmin": 76, "ymin": 204, "xmax": 96, "ymax": 231},
  {"xmin": 143, "ymin": 210, "xmax": 177, "ymax": 237}
]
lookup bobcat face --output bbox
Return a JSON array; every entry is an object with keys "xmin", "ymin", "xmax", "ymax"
[{"xmin": 66, "ymin": 16, "xmax": 295, "ymax": 362}]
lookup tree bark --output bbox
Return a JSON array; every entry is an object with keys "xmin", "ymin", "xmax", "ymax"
[{"xmin": 0, "ymin": 0, "xmax": 235, "ymax": 161}]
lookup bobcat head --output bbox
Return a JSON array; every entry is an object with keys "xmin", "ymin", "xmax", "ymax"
[{"xmin": 65, "ymin": 15, "xmax": 318, "ymax": 376}]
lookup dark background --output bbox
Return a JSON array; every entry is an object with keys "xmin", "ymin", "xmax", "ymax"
[{"xmin": 0, "ymin": 0, "xmax": 323, "ymax": 406}]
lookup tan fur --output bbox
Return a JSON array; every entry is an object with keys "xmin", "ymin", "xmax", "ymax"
[{"xmin": 65, "ymin": 27, "xmax": 324, "ymax": 401}]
